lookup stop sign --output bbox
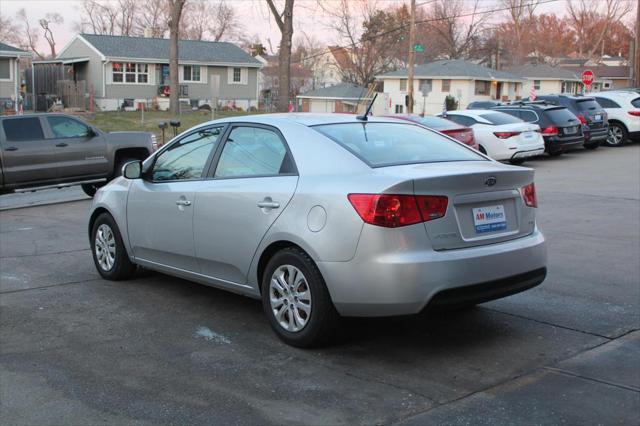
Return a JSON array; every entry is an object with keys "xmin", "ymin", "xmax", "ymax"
[{"xmin": 582, "ymin": 70, "xmax": 595, "ymax": 87}]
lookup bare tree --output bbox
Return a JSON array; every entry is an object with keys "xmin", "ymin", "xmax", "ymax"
[
  {"xmin": 266, "ymin": 0, "xmax": 295, "ymax": 112},
  {"xmin": 39, "ymin": 13, "xmax": 64, "ymax": 58},
  {"xmin": 134, "ymin": 0, "xmax": 170, "ymax": 37},
  {"xmin": 500, "ymin": 0, "xmax": 537, "ymax": 63},
  {"xmin": 567, "ymin": 0, "xmax": 632, "ymax": 58},
  {"xmin": 168, "ymin": 0, "xmax": 187, "ymax": 115},
  {"xmin": 16, "ymin": 9, "xmax": 44, "ymax": 59},
  {"xmin": 0, "ymin": 14, "xmax": 22, "ymax": 46},
  {"xmin": 426, "ymin": 0, "xmax": 487, "ymax": 59},
  {"xmin": 117, "ymin": 0, "xmax": 139, "ymax": 36},
  {"xmin": 77, "ymin": 0, "xmax": 138, "ymax": 36}
]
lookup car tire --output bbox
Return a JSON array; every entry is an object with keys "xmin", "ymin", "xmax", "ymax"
[
  {"xmin": 261, "ymin": 247, "xmax": 341, "ymax": 348},
  {"xmin": 91, "ymin": 213, "xmax": 136, "ymax": 280},
  {"xmin": 584, "ymin": 142, "xmax": 599, "ymax": 150},
  {"xmin": 606, "ymin": 123, "xmax": 628, "ymax": 147},
  {"xmin": 509, "ymin": 158, "xmax": 525, "ymax": 165},
  {"xmin": 81, "ymin": 183, "xmax": 100, "ymax": 197}
]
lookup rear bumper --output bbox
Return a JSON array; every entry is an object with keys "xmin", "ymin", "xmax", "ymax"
[
  {"xmin": 318, "ymin": 228, "xmax": 547, "ymax": 317},
  {"xmin": 511, "ymin": 147, "xmax": 545, "ymax": 159},
  {"xmin": 586, "ymin": 127, "xmax": 609, "ymax": 142},
  {"xmin": 544, "ymin": 135, "xmax": 584, "ymax": 153}
]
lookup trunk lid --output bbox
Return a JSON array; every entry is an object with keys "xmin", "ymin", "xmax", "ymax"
[{"xmin": 377, "ymin": 161, "xmax": 536, "ymax": 250}]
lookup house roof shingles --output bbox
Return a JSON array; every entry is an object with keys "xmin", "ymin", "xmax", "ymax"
[
  {"xmin": 0, "ymin": 42, "xmax": 31, "ymax": 56},
  {"xmin": 77, "ymin": 34, "xmax": 261, "ymax": 66},
  {"xmin": 379, "ymin": 59, "xmax": 523, "ymax": 81},
  {"xmin": 298, "ymin": 83, "xmax": 370, "ymax": 100},
  {"xmin": 506, "ymin": 64, "xmax": 580, "ymax": 81}
]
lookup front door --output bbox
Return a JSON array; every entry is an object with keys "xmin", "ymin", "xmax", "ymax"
[
  {"xmin": 44, "ymin": 115, "xmax": 109, "ymax": 180},
  {"xmin": 0, "ymin": 116, "xmax": 56, "ymax": 185},
  {"xmin": 193, "ymin": 125, "xmax": 298, "ymax": 284},
  {"xmin": 127, "ymin": 125, "xmax": 224, "ymax": 272}
]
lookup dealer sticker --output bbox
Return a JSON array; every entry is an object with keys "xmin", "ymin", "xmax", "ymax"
[{"xmin": 473, "ymin": 205, "xmax": 507, "ymax": 233}]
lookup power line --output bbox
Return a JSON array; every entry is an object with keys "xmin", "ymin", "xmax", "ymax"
[{"xmin": 293, "ymin": 0, "xmax": 560, "ymax": 65}]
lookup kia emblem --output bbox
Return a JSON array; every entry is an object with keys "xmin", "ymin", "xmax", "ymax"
[{"xmin": 485, "ymin": 176, "xmax": 497, "ymax": 186}]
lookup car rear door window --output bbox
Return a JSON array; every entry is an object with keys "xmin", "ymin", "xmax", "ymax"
[
  {"xmin": 2, "ymin": 117, "xmax": 44, "ymax": 141},
  {"xmin": 214, "ymin": 126, "xmax": 294, "ymax": 178},
  {"xmin": 520, "ymin": 110, "xmax": 539, "ymax": 123},
  {"xmin": 151, "ymin": 126, "xmax": 223, "ymax": 181},
  {"xmin": 47, "ymin": 116, "xmax": 91, "ymax": 138},
  {"xmin": 313, "ymin": 122, "xmax": 483, "ymax": 167},
  {"xmin": 631, "ymin": 98, "xmax": 640, "ymax": 108},
  {"xmin": 446, "ymin": 115, "xmax": 475, "ymax": 127},
  {"xmin": 594, "ymin": 97, "xmax": 620, "ymax": 108}
]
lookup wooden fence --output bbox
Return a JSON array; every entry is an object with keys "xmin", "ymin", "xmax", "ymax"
[{"xmin": 56, "ymin": 80, "xmax": 87, "ymax": 110}]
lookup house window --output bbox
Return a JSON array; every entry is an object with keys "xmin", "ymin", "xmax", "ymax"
[
  {"xmin": 474, "ymin": 80, "xmax": 490, "ymax": 95},
  {"xmin": 441, "ymin": 79, "xmax": 451, "ymax": 92},
  {"xmin": 395, "ymin": 104, "xmax": 404, "ymax": 113},
  {"xmin": 233, "ymin": 67, "xmax": 241, "ymax": 83},
  {"xmin": 399, "ymin": 79, "xmax": 407, "ymax": 92},
  {"xmin": 533, "ymin": 80, "xmax": 541, "ymax": 90},
  {"xmin": 0, "ymin": 58, "xmax": 11, "ymax": 80},
  {"xmin": 183, "ymin": 65, "xmax": 201, "ymax": 82},
  {"xmin": 112, "ymin": 62, "xmax": 149, "ymax": 84}
]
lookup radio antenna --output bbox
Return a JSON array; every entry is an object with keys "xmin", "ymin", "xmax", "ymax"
[{"xmin": 356, "ymin": 92, "xmax": 378, "ymax": 121}]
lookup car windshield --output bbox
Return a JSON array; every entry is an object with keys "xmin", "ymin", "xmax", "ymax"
[
  {"xmin": 576, "ymin": 99, "xmax": 601, "ymax": 111},
  {"xmin": 312, "ymin": 122, "xmax": 484, "ymax": 167},
  {"xmin": 413, "ymin": 116, "xmax": 460, "ymax": 130},
  {"xmin": 631, "ymin": 97, "xmax": 640, "ymax": 108},
  {"xmin": 479, "ymin": 112, "xmax": 523, "ymax": 125},
  {"xmin": 545, "ymin": 107, "xmax": 579, "ymax": 124}
]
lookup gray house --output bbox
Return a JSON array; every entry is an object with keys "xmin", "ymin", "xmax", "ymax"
[
  {"xmin": 56, "ymin": 34, "xmax": 262, "ymax": 111},
  {"xmin": 0, "ymin": 42, "xmax": 32, "ymax": 113}
]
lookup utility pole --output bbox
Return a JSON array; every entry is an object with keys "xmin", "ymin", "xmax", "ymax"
[{"xmin": 407, "ymin": 0, "xmax": 416, "ymax": 113}]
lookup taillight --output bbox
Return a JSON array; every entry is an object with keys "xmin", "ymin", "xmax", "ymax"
[
  {"xmin": 348, "ymin": 194, "xmax": 448, "ymax": 228},
  {"xmin": 493, "ymin": 131, "xmax": 521, "ymax": 139},
  {"xmin": 628, "ymin": 111, "xmax": 640, "ymax": 117},
  {"xmin": 521, "ymin": 183, "xmax": 537, "ymax": 208},
  {"xmin": 540, "ymin": 126, "xmax": 558, "ymax": 136},
  {"xmin": 577, "ymin": 114, "xmax": 587, "ymax": 124}
]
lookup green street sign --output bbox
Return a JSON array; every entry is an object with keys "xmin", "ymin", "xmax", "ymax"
[{"xmin": 414, "ymin": 44, "xmax": 424, "ymax": 53}]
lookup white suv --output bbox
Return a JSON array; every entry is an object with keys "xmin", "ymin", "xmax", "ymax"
[{"xmin": 592, "ymin": 91, "xmax": 640, "ymax": 146}]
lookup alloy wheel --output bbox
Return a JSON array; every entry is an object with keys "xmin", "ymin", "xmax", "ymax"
[
  {"xmin": 95, "ymin": 223, "xmax": 116, "ymax": 271},
  {"xmin": 607, "ymin": 126, "xmax": 624, "ymax": 146},
  {"xmin": 269, "ymin": 265, "xmax": 312, "ymax": 332}
]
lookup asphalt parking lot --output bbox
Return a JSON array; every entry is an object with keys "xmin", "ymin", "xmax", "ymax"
[{"xmin": 1, "ymin": 145, "xmax": 639, "ymax": 425}]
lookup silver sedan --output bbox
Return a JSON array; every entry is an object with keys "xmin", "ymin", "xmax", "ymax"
[{"xmin": 88, "ymin": 114, "xmax": 547, "ymax": 347}]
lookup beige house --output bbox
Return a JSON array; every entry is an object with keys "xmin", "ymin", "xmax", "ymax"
[
  {"xmin": 0, "ymin": 42, "xmax": 32, "ymax": 113},
  {"xmin": 377, "ymin": 60, "xmax": 523, "ymax": 115},
  {"xmin": 507, "ymin": 64, "xmax": 582, "ymax": 96}
]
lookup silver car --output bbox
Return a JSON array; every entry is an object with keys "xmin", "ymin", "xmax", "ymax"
[{"xmin": 88, "ymin": 114, "xmax": 547, "ymax": 347}]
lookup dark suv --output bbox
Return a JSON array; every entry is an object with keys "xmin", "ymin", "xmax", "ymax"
[
  {"xmin": 492, "ymin": 102, "xmax": 584, "ymax": 156},
  {"xmin": 533, "ymin": 95, "xmax": 608, "ymax": 149}
]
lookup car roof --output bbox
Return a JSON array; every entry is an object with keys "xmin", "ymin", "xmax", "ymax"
[
  {"xmin": 593, "ymin": 91, "xmax": 639, "ymax": 100},
  {"xmin": 495, "ymin": 103, "xmax": 564, "ymax": 111},
  {"xmin": 190, "ymin": 113, "xmax": 412, "ymax": 130}
]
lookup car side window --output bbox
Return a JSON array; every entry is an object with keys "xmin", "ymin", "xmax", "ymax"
[
  {"xmin": 214, "ymin": 126, "xmax": 294, "ymax": 178},
  {"xmin": 2, "ymin": 117, "xmax": 44, "ymax": 142},
  {"xmin": 520, "ymin": 110, "xmax": 538, "ymax": 123},
  {"xmin": 47, "ymin": 116, "xmax": 91, "ymax": 138},
  {"xmin": 594, "ymin": 97, "xmax": 620, "ymax": 108},
  {"xmin": 151, "ymin": 127, "xmax": 223, "ymax": 181}
]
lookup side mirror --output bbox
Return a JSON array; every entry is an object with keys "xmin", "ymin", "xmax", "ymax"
[{"xmin": 122, "ymin": 160, "xmax": 142, "ymax": 179}]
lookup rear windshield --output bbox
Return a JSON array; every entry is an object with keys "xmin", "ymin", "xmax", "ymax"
[
  {"xmin": 545, "ymin": 107, "xmax": 579, "ymax": 124},
  {"xmin": 576, "ymin": 99, "xmax": 601, "ymax": 111},
  {"xmin": 632, "ymin": 97, "xmax": 640, "ymax": 108},
  {"xmin": 413, "ymin": 116, "xmax": 459, "ymax": 130},
  {"xmin": 313, "ymin": 122, "xmax": 484, "ymax": 167},
  {"xmin": 479, "ymin": 112, "xmax": 523, "ymax": 125}
]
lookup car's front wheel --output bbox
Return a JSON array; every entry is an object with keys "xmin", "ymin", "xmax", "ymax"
[
  {"xmin": 606, "ymin": 123, "xmax": 627, "ymax": 146},
  {"xmin": 91, "ymin": 213, "xmax": 136, "ymax": 280},
  {"xmin": 261, "ymin": 247, "xmax": 340, "ymax": 348}
]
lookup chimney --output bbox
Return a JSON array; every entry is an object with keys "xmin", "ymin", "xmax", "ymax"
[{"xmin": 144, "ymin": 27, "xmax": 153, "ymax": 38}]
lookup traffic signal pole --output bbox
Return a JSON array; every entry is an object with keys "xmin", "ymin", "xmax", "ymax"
[{"xmin": 407, "ymin": 0, "xmax": 416, "ymax": 113}]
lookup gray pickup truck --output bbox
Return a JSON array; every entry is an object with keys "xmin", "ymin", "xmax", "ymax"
[{"xmin": 0, "ymin": 113, "xmax": 157, "ymax": 196}]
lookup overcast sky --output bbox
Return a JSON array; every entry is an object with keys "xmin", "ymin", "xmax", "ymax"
[{"xmin": 1, "ymin": 0, "xmax": 572, "ymax": 54}]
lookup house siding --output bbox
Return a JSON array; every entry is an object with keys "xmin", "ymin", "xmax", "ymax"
[{"xmin": 57, "ymin": 37, "xmax": 106, "ymax": 97}]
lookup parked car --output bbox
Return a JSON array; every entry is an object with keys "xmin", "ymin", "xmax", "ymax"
[
  {"xmin": 385, "ymin": 114, "xmax": 479, "ymax": 150},
  {"xmin": 592, "ymin": 90, "xmax": 640, "ymax": 146},
  {"xmin": 88, "ymin": 114, "xmax": 547, "ymax": 347},
  {"xmin": 491, "ymin": 102, "xmax": 584, "ymax": 156},
  {"xmin": 0, "ymin": 113, "xmax": 157, "ymax": 196},
  {"xmin": 439, "ymin": 110, "xmax": 545, "ymax": 164},
  {"xmin": 467, "ymin": 101, "xmax": 504, "ymax": 109},
  {"xmin": 532, "ymin": 95, "xmax": 608, "ymax": 149}
]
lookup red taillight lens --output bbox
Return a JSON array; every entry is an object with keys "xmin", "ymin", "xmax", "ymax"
[
  {"xmin": 628, "ymin": 110, "xmax": 640, "ymax": 117},
  {"xmin": 540, "ymin": 126, "xmax": 558, "ymax": 136},
  {"xmin": 493, "ymin": 131, "xmax": 521, "ymax": 139},
  {"xmin": 348, "ymin": 194, "xmax": 448, "ymax": 228},
  {"xmin": 521, "ymin": 183, "xmax": 537, "ymax": 208},
  {"xmin": 577, "ymin": 114, "xmax": 587, "ymax": 124}
]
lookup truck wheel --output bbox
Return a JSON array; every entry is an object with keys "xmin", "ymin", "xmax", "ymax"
[{"xmin": 81, "ymin": 184, "xmax": 98, "ymax": 197}]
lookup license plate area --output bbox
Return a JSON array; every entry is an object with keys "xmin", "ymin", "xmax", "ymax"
[
  {"xmin": 473, "ymin": 205, "xmax": 507, "ymax": 234},
  {"xmin": 563, "ymin": 126, "xmax": 578, "ymax": 135}
]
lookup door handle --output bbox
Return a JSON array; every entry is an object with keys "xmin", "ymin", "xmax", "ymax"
[
  {"xmin": 175, "ymin": 199, "xmax": 192, "ymax": 206},
  {"xmin": 5, "ymin": 146, "xmax": 17, "ymax": 151},
  {"xmin": 56, "ymin": 143, "xmax": 68, "ymax": 147},
  {"xmin": 257, "ymin": 201, "xmax": 280, "ymax": 209}
]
